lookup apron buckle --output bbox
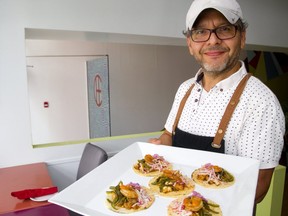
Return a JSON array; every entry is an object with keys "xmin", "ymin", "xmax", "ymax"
[{"xmin": 211, "ymin": 142, "xmax": 221, "ymax": 149}]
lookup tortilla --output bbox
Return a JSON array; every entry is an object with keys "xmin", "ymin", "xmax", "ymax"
[
  {"xmin": 167, "ymin": 191, "xmax": 222, "ymax": 216},
  {"xmin": 149, "ymin": 169, "xmax": 195, "ymax": 198},
  {"xmin": 106, "ymin": 181, "xmax": 155, "ymax": 214},
  {"xmin": 192, "ymin": 163, "xmax": 235, "ymax": 188},
  {"xmin": 133, "ymin": 154, "xmax": 173, "ymax": 177}
]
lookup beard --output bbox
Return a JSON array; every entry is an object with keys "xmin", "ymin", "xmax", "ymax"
[
  {"xmin": 202, "ymin": 60, "xmax": 228, "ymax": 74},
  {"xmin": 197, "ymin": 45, "xmax": 241, "ymax": 76}
]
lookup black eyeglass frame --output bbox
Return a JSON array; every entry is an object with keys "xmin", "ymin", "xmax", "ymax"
[{"xmin": 188, "ymin": 24, "xmax": 238, "ymax": 43}]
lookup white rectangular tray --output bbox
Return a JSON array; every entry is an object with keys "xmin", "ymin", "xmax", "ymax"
[{"xmin": 49, "ymin": 142, "xmax": 260, "ymax": 216}]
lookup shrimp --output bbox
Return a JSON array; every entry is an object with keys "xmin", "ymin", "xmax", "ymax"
[
  {"xmin": 163, "ymin": 170, "xmax": 182, "ymax": 182},
  {"xmin": 120, "ymin": 184, "xmax": 138, "ymax": 199},
  {"xmin": 144, "ymin": 154, "xmax": 154, "ymax": 164},
  {"xmin": 213, "ymin": 165, "xmax": 223, "ymax": 173},
  {"xmin": 183, "ymin": 196, "xmax": 203, "ymax": 212}
]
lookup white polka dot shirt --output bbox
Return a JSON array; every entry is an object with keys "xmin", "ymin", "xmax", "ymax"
[{"xmin": 165, "ymin": 61, "xmax": 285, "ymax": 169}]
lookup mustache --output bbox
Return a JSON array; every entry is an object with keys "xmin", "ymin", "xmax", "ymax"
[{"xmin": 201, "ymin": 46, "xmax": 228, "ymax": 53}]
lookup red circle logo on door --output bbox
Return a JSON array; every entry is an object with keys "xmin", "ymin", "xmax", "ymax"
[{"xmin": 94, "ymin": 74, "xmax": 102, "ymax": 107}]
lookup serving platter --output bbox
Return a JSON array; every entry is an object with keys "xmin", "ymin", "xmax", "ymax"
[
  {"xmin": 30, "ymin": 193, "xmax": 58, "ymax": 202},
  {"xmin": 49, "ymin": 142, "xmax": 259, "ymax": 216}
]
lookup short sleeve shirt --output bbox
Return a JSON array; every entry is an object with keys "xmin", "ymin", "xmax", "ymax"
[{"xmin": 165, "ymin": 61, "xmax": 285, "ymax": 169}]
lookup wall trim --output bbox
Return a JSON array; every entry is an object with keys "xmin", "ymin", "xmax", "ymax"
[{"xmin": 33, "ymin": 131, "xmax": 162, "ymax": 149}]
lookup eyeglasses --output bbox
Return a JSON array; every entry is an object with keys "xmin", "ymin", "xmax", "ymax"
[{"xmin": 190, "ymin": 24, "xmax": 238, "ymax": 42}]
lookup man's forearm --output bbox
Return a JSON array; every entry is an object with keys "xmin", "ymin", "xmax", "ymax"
[
  {"xmin": 255, "ymin": 168, "xmax": 274, "ymax": 203},
  {"xmin": 158, "ymin": 131, "xmax": 172, "ymax": 146}
]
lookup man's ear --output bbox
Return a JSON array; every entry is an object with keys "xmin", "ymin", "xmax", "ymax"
[
  {"xmin": 186, "ymin": 37, "xmax": 194, "ymax": 56},
  {"xmin": 240, "ymin": 31, "xmax": 246, "ymax": 49}
]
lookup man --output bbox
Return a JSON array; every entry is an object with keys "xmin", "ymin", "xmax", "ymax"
[{"xmin": 149, "ymin": 0, "xmax": 285, "ymax": 207}]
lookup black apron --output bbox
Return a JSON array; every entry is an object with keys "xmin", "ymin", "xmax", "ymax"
[
  {"xmin": 173, "ymin": 127, "xmax": 225, "ymax": 153},
  {"xmin": 171, "ymin": 73, "xmax": 251, "ymax": 154}
]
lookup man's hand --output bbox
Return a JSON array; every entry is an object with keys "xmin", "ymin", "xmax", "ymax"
[
  {"xmin": 148, "ymin": 130, "xmax": 172, "ymax": 146},
  {"xmin": 148, "ymin": 138, "xmax": 162, "ymax": 144}
]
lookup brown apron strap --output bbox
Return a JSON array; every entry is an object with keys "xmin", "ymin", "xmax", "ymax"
[
  {"xmin": 172, "ymin": 83, "xmax": 195, "ymax": 134},
  {"xmin": 211, "ymin": 73, "xmax": 252, "ymax": 148}
]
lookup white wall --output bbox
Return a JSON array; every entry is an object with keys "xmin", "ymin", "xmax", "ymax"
[{"xmin": 0, "ymin": 0, "xmax": 288, "ymax": 170}]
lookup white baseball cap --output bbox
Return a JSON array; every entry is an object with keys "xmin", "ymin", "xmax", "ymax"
[{"xmin": 186, "ymin": 0, "xmax": 244, "ymax": 30}]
